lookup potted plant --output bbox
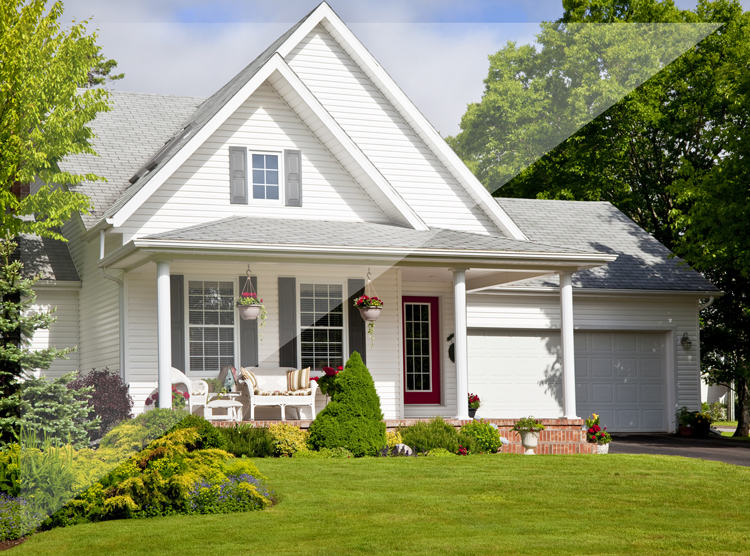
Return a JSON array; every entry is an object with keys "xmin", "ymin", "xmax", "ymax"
[
  {"xmin": 584, "ymin": 413, "xmax": 612, "ymax": 454},
  {"xmin": 353, "ymin": 294, "xmax": 383, "ymax": 343},
  {"xmin": 511, "ymin": 416, "xmax": 545, "ymax": 455},
  {"xmin": 692, "ymin": 410, "xmax": 713, "ymax": 437},
  {"xmin": 145, "ymin": 385, "xmax": 188, "ymax": 409},
  {"xmin": 468, "ymin": 393, "xmax": 480, "ymax": 419},
  {"xmin": 677, "ymin": 406, "xmax": 695, "ymax": 436}
]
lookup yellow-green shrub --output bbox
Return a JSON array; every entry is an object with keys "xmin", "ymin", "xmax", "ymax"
[
  {"xmin": 268, "ymin": 423, "xmax": 308, "ymax": 457},
  {"xmin": 386, "ymin": 431, "xmax": 402, "ymax": 449}
]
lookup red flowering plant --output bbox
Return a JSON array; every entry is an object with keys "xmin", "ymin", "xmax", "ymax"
[
  {"xmin": 145, "ymin": 385, "xmax": 188, "ymax": 409},
  {"xmin": 314, "ymin": 366, "xmax": 344, "ymax": 399},
  {"xmin": 353, "ymin": 294, "xmax": 383, "ymax": 309},
  {"xmin": 584, "ymin": 414, "xmax": 612, "ymax": 444},
  {"xmin": 468, "ymin": 393, "xmax": 481, "ymax": 410},
  {"xmin": 456, "ymin": 444, "xmax": 469, "ymax": 456}
]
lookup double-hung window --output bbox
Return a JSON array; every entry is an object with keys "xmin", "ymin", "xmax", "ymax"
[
  {"xmin": 188, "ymin": 280, "xmax": 235, "ymax": 372},
  {"xmin": 251, "ymin": 153, "xmax": 279, "ymax": 200},
  {"xmin": 300, "ymin": 283, "xmax": 344, "ymax": 370}
]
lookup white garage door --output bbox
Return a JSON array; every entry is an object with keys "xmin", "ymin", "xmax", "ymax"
[{"xmin": 468, "ymin": 329, "xmax": 668, "ymax": 432}]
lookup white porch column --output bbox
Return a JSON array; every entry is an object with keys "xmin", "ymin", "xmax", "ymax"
[
  {"xmin": 453, "ymin": 268, "xmax": 470, "ymax": 420},
  {"xmin": 560, "ymin": 272, "xmax": 578, "ymax": 418},
  {"xmin": 156, "ymin": 260, "xmax": 172, "ymax": 409}
]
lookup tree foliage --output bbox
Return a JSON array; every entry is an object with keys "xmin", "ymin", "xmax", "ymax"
[
  {"xmin": 449, "ymin": 0, "xmax": 750, "ymax": 435},
  {"xmin": 0, "ymin": 0, "xmax": 113, "ymax": 241}
]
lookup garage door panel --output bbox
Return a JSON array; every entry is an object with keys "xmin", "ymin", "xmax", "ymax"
[
  {"xmin": 592, "ymin": 358, "xmax": 614, "ymax": 377},
  {"xmin": 641, "ymin": 384, "xmax": 663, "ymax": 404},
  {"xmin": 616, "ymin": 334, "xmax": 638, "ymax": 351},
  {"xmin": 615, "ymin": 358, "xmax": 637, "ymax": 377},
  {"xmin": 617, "ymin": 410, "xmax": 640, "ymax": 430},
  {"xmin": 641, "ymin": 359, "xmax": 662, "ymax": 377},
  {"xmin": 575, "ymin": 383, "xmax": 589, "ymax": 404},
  {"xmin": 592, "ymin": 384, "xmax": 614, "ymax": 404},
  {"xmin": 616, "ymin": 383, "xmax": 638, "ymax": 404},
  {"xmin": 639, "ymin": 333, "xmax": 664, "ymax": 353},
  {"xmin": 591, "ymin": 334, "xmax": 613, "ymax": 352},
  {"xmin": 642, "ymin": 410, "xmax": 665, "ymax": 429},
  {"xmin": 575, "ymin": 357, "xmax": 589, "ymax": 378}
]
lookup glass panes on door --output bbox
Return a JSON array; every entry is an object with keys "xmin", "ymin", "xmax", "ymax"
[
  {"xmin": 188, "ymin": 281, "xmax": 235, "ymax": 372},
  {"xmin": 300, "ymin": 283, "xmax": 344, "ymax": 370},
  {"xmin": 404, "ymin": 303, "xmax": 431, "ymax": 392}
]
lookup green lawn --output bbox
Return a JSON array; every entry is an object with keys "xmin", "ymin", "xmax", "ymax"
[
  {"xmin": 12, "ymin": 455, "xmax": 750, "ymax": 555},
  {"xmin": 714, "ymin": 421, "xmax": 738, "ymax": 428}
]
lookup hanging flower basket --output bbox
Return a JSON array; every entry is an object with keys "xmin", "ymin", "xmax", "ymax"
[
  {"xmin": 354, "ymin": 288, "xmax": 384, "ymax": 346},
  {"xmin": 236, "ymin": 268, "xmax": 267, "ymax": 339},
  {"xmin": 358, "ymin": 306, "xmax": 382, "ymax": 322}
]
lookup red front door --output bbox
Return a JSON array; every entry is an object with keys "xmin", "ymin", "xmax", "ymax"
[{"xmin": 402, "ymin": 296, "xmax": 441, "ymax": 404}]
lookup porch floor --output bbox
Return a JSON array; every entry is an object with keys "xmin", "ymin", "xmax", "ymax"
[{"xmin": 212, "ymin": 417, "xmax": 597, "ymax": 455}]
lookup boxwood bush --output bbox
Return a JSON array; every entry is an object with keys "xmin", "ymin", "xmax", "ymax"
[
  {"xmin": 307, "ymin": 352, "xmax": 386, "ymax": 457},
  {"xmin": 460, "ymin": 420, "xmax": 502, "ymax": 453},
  {"xmin": 219, "ymin": 424, "xmax": 275, "ymax": 458}
]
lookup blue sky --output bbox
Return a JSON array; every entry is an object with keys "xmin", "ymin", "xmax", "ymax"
[{"xmin": 62, "ymin": 0, "xmax": 749, "ymax": 136}]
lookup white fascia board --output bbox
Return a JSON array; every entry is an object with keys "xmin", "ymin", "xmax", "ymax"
[
  {"xmin": 475, "ymin": 286, "xmax": 723, "ymax": 298},
  {"xmin": 273, "ymin": 59, "xmax": 428, "ymax": 231},
  {"xmin": 110, "ymin": 58, "xmax": 284, "ymax": 229},
  {"xmin": 32, "ymin": 280, "xmax": 82, "ymax": 290},
  {"xmin": 275, "ymin": 3, "xmax": 528, "ymax": 241}
]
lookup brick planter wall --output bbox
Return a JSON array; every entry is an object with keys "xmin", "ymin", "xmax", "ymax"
[{"xmin": 213, "ymin": 417, "xmax": 598, "ymax": 454}]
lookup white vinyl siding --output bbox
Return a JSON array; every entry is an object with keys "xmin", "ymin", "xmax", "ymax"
[
  {"xmin": 119, "ymin": 83, "xmax": 389, "ymax": 241},
  {"xmin": 27, "ymin": 289, "xmax": 79, "ymax": 379},
  {"xmin": 467, "ymin": 292, "xmax": 702, "ymax": 418},
  {"xmin": 287, "ymin": 26, "xmax": 500, "ymax": 236}
]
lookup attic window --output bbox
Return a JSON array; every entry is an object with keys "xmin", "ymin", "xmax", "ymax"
[{"xmin": 252, "ymin": 153, "xmax": 280, "ymax": 200}]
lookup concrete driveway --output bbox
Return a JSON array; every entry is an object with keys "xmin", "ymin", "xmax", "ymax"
[{"xmin": 609, "ymin": 433, "xmax": 750, "ymax": 467}]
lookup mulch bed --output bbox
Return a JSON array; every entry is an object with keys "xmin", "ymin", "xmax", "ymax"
[{"xmin": 0, "ymin": 537, "xmax": 28, "ymax": 551}]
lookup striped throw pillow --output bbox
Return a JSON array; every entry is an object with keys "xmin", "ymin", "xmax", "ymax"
[
  {"xmin": 286, "ymin": 367, "xmax": 311, "ymax": 392},
  {"xmin": 240, "ymin": 367, "xmax": 257, "ymax": 389}
]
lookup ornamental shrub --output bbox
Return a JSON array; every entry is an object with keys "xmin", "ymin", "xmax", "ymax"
[
  {"xmin": 399, "ymin": 417, "xmax": 478, "ymax": 454},
  {"xmin": 187, "ymin": 474, "xmax": 271, "ymax": 514},
  {"xmin": 165, "ymin": 413, "xmax": 227, "ymax": 451},
  {"xmin": 268, "ymin": 423, "xmax": 308, "ymax": 457},
  {"xmin": 68, "ymin": 368, "xmax": 133, "ymax": 439},
  {"xmin": 219, "ymin": 424, "xmax": 274, "ymax": 458},
  {"xmin": 0, "ymin": 493, "xmax": 45, "ymax": 541},
  {"xmin": 460, "ymin": 420, "xmax": 502, "ymax": 453},
  {"xmin": 99, "ymin": 408, "xmax": 187, "ymax": 456},
  {"xmin": 307, "ymin": 352, "xmax": 386, "ymax": 457},
  {"xmin": 292, "ymin": 446, "xmax": 353, "ymax": 459}
]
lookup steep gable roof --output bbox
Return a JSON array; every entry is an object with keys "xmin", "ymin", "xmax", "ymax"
[{"xmin": 496, "ymin": 198, "xmax": 718, "ymax": 292}]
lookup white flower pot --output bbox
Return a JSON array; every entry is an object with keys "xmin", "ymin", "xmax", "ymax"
[
  {"xmin": 596, "ymin": 442, "xmax": 610, "ymax": 454},
  {"xmin": 519, "ymin": 430, "xmax": 541, "ymax": 455},
  {"xmin": 238, "ymin": 305, "xmax": 262, "ymax": 320},
  {"xmin": 359, "ymin": 307, "xmax": 382, "ymax": 322}
]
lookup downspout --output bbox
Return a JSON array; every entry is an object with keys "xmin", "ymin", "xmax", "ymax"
[
  {"xmin": 699, "ymin": 297, "xmax": 715, "ymax": 311},
  {"xmin": 99, "ymin": 229, "xmax": 126, "ymax": 381}
]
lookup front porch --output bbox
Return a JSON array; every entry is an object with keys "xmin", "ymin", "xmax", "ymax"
[{"xmin": 212, "ymin": 417, "xmax": 597, "ymax": 454}]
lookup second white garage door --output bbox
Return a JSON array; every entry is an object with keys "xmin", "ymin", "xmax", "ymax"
[{"xmin": 467, "ymin": 330, "xmax": 668, "ymax": 432}]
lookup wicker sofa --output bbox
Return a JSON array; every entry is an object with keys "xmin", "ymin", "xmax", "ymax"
[{"xmin": 236, "ymin": 367, "xmax": 318, "ymax": 421}]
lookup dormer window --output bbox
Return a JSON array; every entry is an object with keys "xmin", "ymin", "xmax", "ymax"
[
  {"xmin": 229, "ymin": 147, "xmax": 302, "ymax": 207},
  {"xmin": 252, "ymin": 153, "xmax": 279, "ymax": 200}
]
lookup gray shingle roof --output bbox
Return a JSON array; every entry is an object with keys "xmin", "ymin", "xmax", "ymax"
[
  {"xmin": 15, "ymin": 234, "xmax": 79, "ymax": 282},
  {"xmin": 61, "ymin": 91, "xmax": 204, "ymax": 229},
  {"xmin": 99, "ymin": 10, "xmax": 313, "ymax": 224},
  {"xmin": 140, "ymin": 215, "xmax": 600, "ymax": 256},
  {"xmin": 496, "ymin": 198, "xmax": 718, "ymax": 292}
]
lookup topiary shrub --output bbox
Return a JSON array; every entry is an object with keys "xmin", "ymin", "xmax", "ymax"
[
  {"xmin": 460, "ymin": 420, "xmax": 502, "ymax": 453},
  {"xmin": 68, "ymin": 368, "xmax": 133, "ymax": 439},
  {"xmin": 268, "ymin": 423, "xmax": 308, "ymax": 457},
  {"xmin": 399, "ymin": 417, "xmax": 478, "ymax": 454},
  {"xmin": 307, "ymin": 352, "xmax": 386, "ymax": 457},
  {"xmin": 165, "ymin": 414, "xmax": 227, "ymax": 451},
  {"xmin": 219, "ymin": 425, "xmax": 275, "ymax": 458}
]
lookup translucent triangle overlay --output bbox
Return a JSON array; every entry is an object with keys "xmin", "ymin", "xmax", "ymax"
[{"xmin": 473, "ymin": 23, "xmax": 722, "ymax": 193}]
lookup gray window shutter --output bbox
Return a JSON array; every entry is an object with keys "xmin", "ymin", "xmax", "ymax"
[
  {"xmin": 278, "ymin": 277, "xmax": 298, "ymax": 367},
  {"xmin": 229, "ymin": 146, "xmax": 248, "ymax": 204},
  {"xmin": 170, "ymin": 275, "xmax": 185, "ymax": 371},
  {"xmin": 284, "ymin": 149, "xmax": 302, "ymax": 207},
  {"xmin": 239, "ymin": 275, "xmax": 259, "ymax": 368},
  {"xmin": 348, "ymin": 279, "xmax": 366, "ymax": 364}
]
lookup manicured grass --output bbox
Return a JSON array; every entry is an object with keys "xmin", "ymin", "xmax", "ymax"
[
  {"xmin": 721, "ymin": 431, "xmax": 750, "ymax": 440},
  {"xmin": 12, "ymin": 455, "xmax": 750, "ymax": 555},
  {"xmin": 714, "ymin": 420, "xmax": 738, "ymax": 428}
]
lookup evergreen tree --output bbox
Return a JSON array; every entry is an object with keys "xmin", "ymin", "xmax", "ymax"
[
  {"xmin": 307, "ymin": 352, "xmax": 386, "ymax": 457},
  {"xmin": 0, "ymin": 236, "xmax": 73, "ymax": 443}
]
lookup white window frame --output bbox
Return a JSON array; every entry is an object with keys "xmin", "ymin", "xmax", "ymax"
[
  {"xmin": 248, "ymin": 150, "xmax": 283, "ymax": 205},
  {"xmin": 183, "ymin": 275, "xmax": 239, "ymax": 378},
  {"xmin": 296, "ymin": 280, "xmax": 348, "ymax": 371}
]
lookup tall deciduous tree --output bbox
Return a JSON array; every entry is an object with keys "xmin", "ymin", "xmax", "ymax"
[
  {"xmin": 448, "ymin": 0, "xmax": 750, "ymax": 435},
  {"xmin": 0, "ymin": 0, "xmax": 113, "ymax": 241}
]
